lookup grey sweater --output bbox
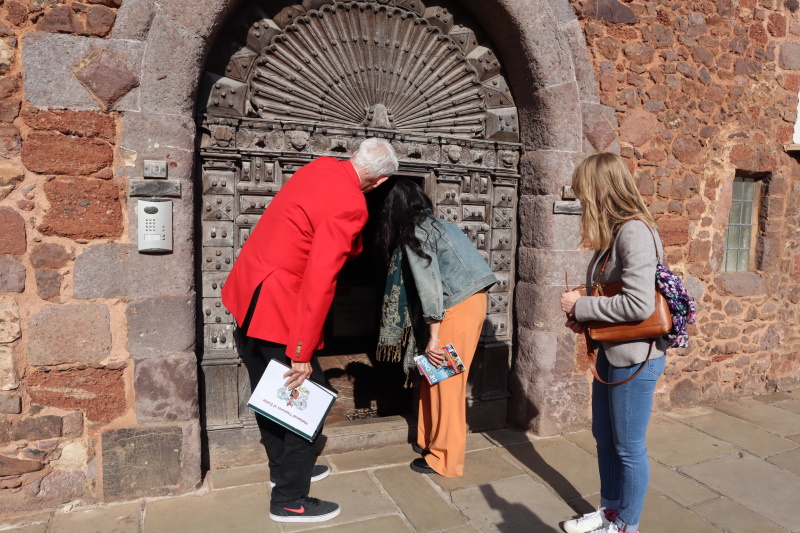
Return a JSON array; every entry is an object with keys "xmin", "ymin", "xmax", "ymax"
[{"xmin": 574, "ymin": 219, "xmax": 668, "ymax": 367}]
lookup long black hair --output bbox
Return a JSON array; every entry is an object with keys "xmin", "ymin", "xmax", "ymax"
[{"xmin": 377, "ymin": 178, "xmax": 435, "ymax": 264}]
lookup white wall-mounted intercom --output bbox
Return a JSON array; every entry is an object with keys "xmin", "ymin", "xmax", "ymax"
[{"xmin": 137, "ymin": 199, "xmax": 173, "ymax": 253}]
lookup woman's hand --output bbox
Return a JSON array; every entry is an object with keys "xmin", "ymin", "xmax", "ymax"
[
  {"xmin": 425, "ymin": 338, "xmax": 446, "ymax": 366},
  {"xmin": 560, "ymin": 289, "xmax": 582, "ymax": 316},
  {"xmin": 564, "ymin": 317, "xmax": 586, "ymax": 334},
  {"xmin": 562, "ymin": 290, "xmax": 586, "ymax": 333}
]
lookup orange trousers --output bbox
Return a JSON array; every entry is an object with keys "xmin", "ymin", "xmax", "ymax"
[{"xmin": 418, "ymin": 290, "xmax": 487, "ymax": 477}]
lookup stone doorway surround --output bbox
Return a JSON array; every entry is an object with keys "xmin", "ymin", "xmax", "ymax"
[
  {"xmin": 197, "ymin": 0, "xmax": 524, "ymax": 468},
  {"xmin": 19, "ymin": 0, "xmax": 615, "ymax": 503}
]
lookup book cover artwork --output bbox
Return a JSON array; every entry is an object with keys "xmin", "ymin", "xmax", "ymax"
[
  {"xmin": 277, "ymin": 386, "xmax": 309, "ymax": 410},
  {"xmin": 414, "ymin": 343, "xmax": 465, "ymax": 385},
  {"xmin": 248, "ymin": 360, "xmax": 337, "ymax": 441}
]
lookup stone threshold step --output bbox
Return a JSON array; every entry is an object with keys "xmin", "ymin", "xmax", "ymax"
[{"xmin": 321, "ymin": 415, "xmax": 415, "ymax": 455}]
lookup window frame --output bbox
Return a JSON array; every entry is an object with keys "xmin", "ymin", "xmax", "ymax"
[{"xmin": 722, "ymin": 175, "xmax": 762, "ymax": 273}]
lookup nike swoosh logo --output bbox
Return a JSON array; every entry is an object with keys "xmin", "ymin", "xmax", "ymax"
[{"xmin": 283, "ymin": 506, "xmax": 305, "ymax": 513}]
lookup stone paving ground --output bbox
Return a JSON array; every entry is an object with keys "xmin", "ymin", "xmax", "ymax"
[{"xmin": 1, "ymin": 390, "xmax": 799, "ymax": 533}]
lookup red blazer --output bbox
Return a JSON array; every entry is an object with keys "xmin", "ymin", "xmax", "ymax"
[{"xmin": 221, "ymin": 157, "xmax": 367, "ymax": 362}]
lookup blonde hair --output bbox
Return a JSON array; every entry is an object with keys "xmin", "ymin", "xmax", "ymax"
[{"xmin": 571, "ymin": 152, "xmax": 656, "ymax": 250}]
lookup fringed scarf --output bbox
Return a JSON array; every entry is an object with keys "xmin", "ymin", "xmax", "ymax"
[{"xmin": 376, "ymin": 247, "xmax": 425, "ymax": 385}]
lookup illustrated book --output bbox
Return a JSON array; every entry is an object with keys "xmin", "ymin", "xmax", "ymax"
[
  {"xmin": 414, "ymin": 343, "xmax": 465, "ymax": 385},
  {"xmin": 247, "ymin": 359, "xmax": 338, "ymax": 442}
]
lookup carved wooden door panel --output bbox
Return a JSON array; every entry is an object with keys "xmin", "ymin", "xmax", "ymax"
[{"xmin": 197, "ymin": 0, "xmax": 521, "ymax": 466}]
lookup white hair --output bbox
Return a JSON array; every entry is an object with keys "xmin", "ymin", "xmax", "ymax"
[{"xmin": 351, "ymin": 138, "xmax": 399, "ymax": 179}]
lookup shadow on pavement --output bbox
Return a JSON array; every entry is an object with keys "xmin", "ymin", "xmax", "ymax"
[{"xmin": 479, "ymin": 483, "xmax": 561, "ymax": 533}]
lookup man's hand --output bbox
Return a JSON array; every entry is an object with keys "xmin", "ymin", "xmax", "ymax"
[{"xmin": 284, "ymin": 361, "xmax": 312, "ymax": 388}]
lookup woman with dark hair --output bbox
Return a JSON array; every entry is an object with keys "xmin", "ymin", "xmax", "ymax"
[{"xmin": 377, "ymin": 178, "xmax": 496, "ymax": 477}]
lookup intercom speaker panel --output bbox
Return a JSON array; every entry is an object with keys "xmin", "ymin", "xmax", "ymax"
[{"xmin": 137, "ymin": 199, "xmax": 173, "ymax": 253}]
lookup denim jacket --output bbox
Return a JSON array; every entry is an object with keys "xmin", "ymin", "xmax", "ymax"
[{"xmin": 405, "ymin": 214, "xmax": 497, "ymax": 322}]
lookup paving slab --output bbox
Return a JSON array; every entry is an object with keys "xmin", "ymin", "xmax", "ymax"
[
  {"xmin": 766, "ymin": 447, "xmax": 800, "ymax": 476},
  {"xmin": 663, "ymin": 405, "xmax": 716, "ymax": 418},
  {"xmin": 647, "ymin": 418, "xmax": 738, "ymax": 467},
  {"xmin": 648, "ymin": 458, "xmax": 716, "ymax": 507},
  {"xmin": 751, "ymin": 392, "xmax": 796, "ymax": 404},
  {"xmin": 564, "ymin": 499, "xmax": 598, "ymax": 519},
  {"xmin": 570, "ymin": 481, "xmax": 720, "ymax": 533},
  {"xmin": 637, "ymin": 490, "xmax": 721, "ymax": 533},
  {"xmin": 50, "ymin": 503, "xmax": 140, "ymax": 533},
  {"xmin": 430, "ymin": 449, "xmax": 524, "ymax": 492},
  {"xmin": 480, "ymin": 429, "xmax": 533, "ymax": 448},
  {"xmin": 326, "ymin": 443, "xmax": 418, "ymax": 472},
  {"xmin": 789, "ymin": 434, "xmax": 800, "ymax": 443},
  {"xmin": 374, "ymin": 465, "xmax": 466, "ymax": 532},
  {"xmin": 445, "ymin": 526, "xmax": 481, "ymax": 533},
  {"xmin": 570, "ymin": 492, "xmax": 602, "ymax": 514},
  {"xmin": 295, "ymin": 515, "xmax": 412, "ymax": 533},
  {"xmin": 562, "ymin": 430, "xmax": 596, "ymax": 456},
  {"xmin": 680, "ymin": 453, "xmax": 800, "ymax": 531},
  {"xmin": 774, "ymin": 398, "xmax": 800, "ymax": 415},
  {"xmin": 143, "ymin": 485, "xmax": 275, "ymax": 533},
  {"xmin": 449, "ymin": 475, "xmax": 574, "ymax": 533},
  {"xmin": 497, "ymin": 437, "xmax": 599, "ymax": 501},
  {"xmin": 0, "ymin": 512, "xmax": 51, "ymax": 531},
  {"xmin": 283, "ymin": 471, "xmax": 398, "ymax": 532},
  {"xmin": 681, "ymin": 412, "xmax": 799, "ymax": 457},
  {"xmin": 691, "ymin": 497, "xmax": 790, "ymax": 533},
  {"xmin": 713, "ymin": 398, "xmax": 800, "ymax": 436},
  {"xmin": 0, "ymin": 526, "xmax": 47, "ymax": 533},
  {"xmin": 209, "ymin": 463, "xmax": 269, "ymax": 489},
  {"xmin": 466, "ymin": 431, "xmax": 499, "ymax": 451}
]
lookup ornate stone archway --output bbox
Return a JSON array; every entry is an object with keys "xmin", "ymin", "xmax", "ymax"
[{"xmin": 196, "ymin": 0, "xmax": 524, "ymax": 467}]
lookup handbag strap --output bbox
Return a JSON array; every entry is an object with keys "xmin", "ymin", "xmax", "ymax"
[
  {"xmin": 584, "ymin": 331, "xmax": 654, "ymax": 386},
  {"xmin": 633, "ymin": 216, "xmax": 663, "ymax": 263},
  {"xmin": 596, "ymin": 217, "xmax": 662, "ymax": 282}
]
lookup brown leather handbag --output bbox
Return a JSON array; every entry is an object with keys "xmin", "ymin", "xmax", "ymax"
[{"xmin": 586, "ymin": 281, "xmax": 671, "ymax": 342}]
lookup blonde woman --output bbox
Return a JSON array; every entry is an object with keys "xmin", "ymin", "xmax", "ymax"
[{"xmin": 559, "ymin": 153, "xmax": 667, "ymax": 533}]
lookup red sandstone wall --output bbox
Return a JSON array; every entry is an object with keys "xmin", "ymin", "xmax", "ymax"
[
  {"xmin": 0, "ymin": 0, "xmax": 126, "ymax": 510},
  {"xmin": 570, "ymin": 0, "xmax": 800, "ymax": 407}
]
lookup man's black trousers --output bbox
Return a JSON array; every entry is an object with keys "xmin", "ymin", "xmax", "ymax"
[{"xmin": 237, "ymin": 287, "xmax": 325, "ymax": 505}]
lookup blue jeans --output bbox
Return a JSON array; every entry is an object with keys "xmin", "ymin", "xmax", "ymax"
[{"xmin": 592, "ymin": 348, "xmax": 665, "ymax": 532}]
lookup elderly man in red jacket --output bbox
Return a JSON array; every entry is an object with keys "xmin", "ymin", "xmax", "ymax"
[{"xmin": 222, "ymin": 138, "xmax": 398, "ymax": 523}]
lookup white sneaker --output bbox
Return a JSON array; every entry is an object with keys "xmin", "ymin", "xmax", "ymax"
[
  {"xmin": 563, "ymin": 507, "xmax": 610, "ymax": 533},
  {"xmin": 587, "ymin": 524, "xmax": 620, "ymax": 533}
]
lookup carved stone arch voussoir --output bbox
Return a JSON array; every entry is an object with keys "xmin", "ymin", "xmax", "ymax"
[{"xmin": 199, "ymin": 0, "xmax": 519, "ymax": 142}]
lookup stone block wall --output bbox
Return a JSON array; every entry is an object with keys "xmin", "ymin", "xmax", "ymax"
[
  {"xmin": 0, "ymin": 0, "xmax": 200, "ymax": 511},
  {"xmin": 564, "ymin": 0, "xmax": 800, "ymax": 410}
]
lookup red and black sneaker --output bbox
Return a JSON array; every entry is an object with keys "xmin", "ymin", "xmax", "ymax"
[{"xmin": 269, "ymin": 496, "xmax": 340, "ymax": 523}]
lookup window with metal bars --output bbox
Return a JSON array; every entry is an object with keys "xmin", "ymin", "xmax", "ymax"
[{"xmin": 723, "ymin": 176, "xmax": 760, "ymax": 272}]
